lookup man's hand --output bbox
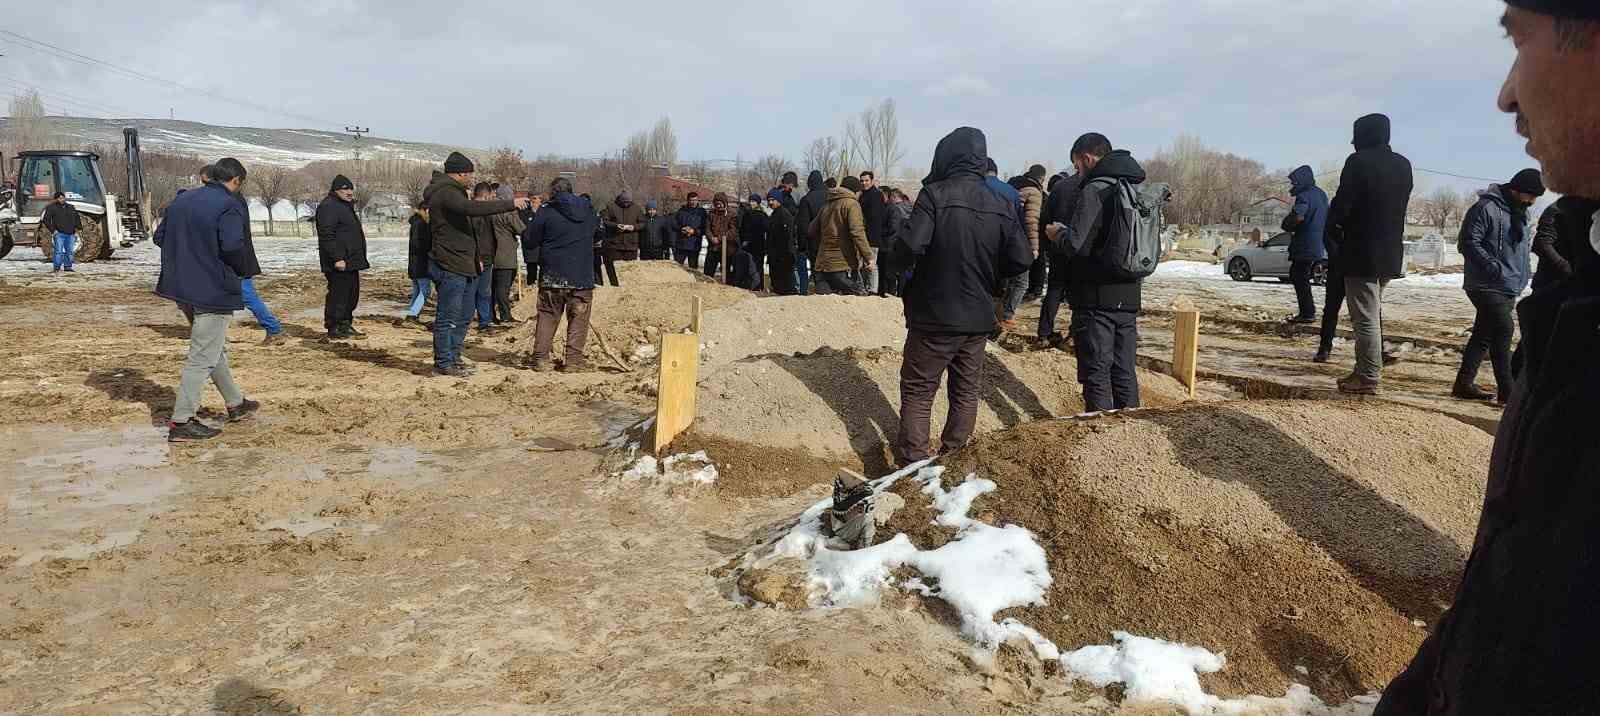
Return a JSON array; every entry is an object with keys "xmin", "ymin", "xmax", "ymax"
[
  {"xmin": 515, "ymin": 197, "xmax": 530, "ymax": 210},
  {"xmin": 1045, "ymin": 223, "xmax": 1066, "ymax": 244},
  {"xmin": 335, "ymin": 259, "xmax": 347, "ymax": 271}
]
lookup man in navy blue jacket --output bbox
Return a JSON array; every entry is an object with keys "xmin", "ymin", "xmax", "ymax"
[
  {"xmin": 152, "ymin": 157, "xmax": 261, "ymax": 442},
  {"xmin": 522, "ymin": 177, "xmax": 598, "ymax": 373},
  {"xmin": 1454, "ymin": 169, "xmax": 1544, "ymax": 403},
  {"xmin": 1282, "ymin": 165, "xmax": 1329, "ymax": 324}
]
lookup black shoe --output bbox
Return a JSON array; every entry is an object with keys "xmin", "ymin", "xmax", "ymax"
[
  {"xmin": 168, "ymin": 419, "xmax": 221, "ymax": 442},
  {"xmin": 343, "ymin": 324, "xmax": 368, "ymax": 339},
  {"xmin": 1286, "ymin": 315, "xmax": 1317, "ymax": 325},
  {"xmin": 226, "ymin": 398, "xmax": 261, "ymax": 423},
  {"xmin": 1044, "ymin": 332, "xmax": 1068, "ymax": 350},
  {"xmin": 433, "ymin": 364, "xmax": 471, "ymax": 378},
  {"xmin": 1452, "ymin": 384, "xmax": 1494, "ymax": 401},
  {"xmin": 1312, "ymin": 349, "xmax": 1332, "ymax": 364},
  {"xmin": 326, "ymin": 329, "xmax": 351, "ymax": 342}
]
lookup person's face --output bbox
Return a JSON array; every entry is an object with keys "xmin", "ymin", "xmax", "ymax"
[
  {"xmin": 860, "ymin": 174, "xmax": 875, "ymax": 189},
  {"xmin": 714, "ymin": 199, "xmax": 727, "ymax": 211},
  {"xmin": 767, "ymin": 198, "xmax": 780, "ymax": 210},
  {"xmin": 449, "ymin": 171, "xmax": 474, "ymax": 187},
  {"xmin": 687, "ymin": 195, "xmax": 698, "ymax": 207},
  {"xmin": 1507, "ymin": 188, "xmax": 1539, "ymax": 206},
  {"xmin": 529, "ymin": 197, "xmax": 543, "ymax": 210},
  {"xmin": 336, "ymin": 188, "xmax": 355, "ymax": 202},
  {"xmin": 53, "ymin": 195, "xmax": 64, "ymax": 205},
  {"xmin": 1499, "ymin": 9, "xmax": 1600, "ymax": 196},
  {"xmin": 647, "ymin": 207, "xmax": 658, "ymax": 217}
]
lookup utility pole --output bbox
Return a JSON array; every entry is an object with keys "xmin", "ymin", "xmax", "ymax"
[{"xmin": 345, "ymin": 125, "xmax": 370, "ymax": 161}]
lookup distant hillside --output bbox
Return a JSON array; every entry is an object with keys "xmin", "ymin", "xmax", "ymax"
[{"xmin": 0, "ymin": 116, "xmax": 481, "ymax": 168}]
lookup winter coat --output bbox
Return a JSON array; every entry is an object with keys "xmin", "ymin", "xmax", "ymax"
[
  {"xmin": 40, "ymin": 202, "xmax": 81, "ymax": 235},
  {"xmin": 522, "ymin": 192, "xmax": 598, "ymax": 290},
  {"xmin": 232, "ymin": 192, "xmax": 263, "ymax": 279},
  {"xmin": 152, "ymin": 182, "xmax": 255, "ymax": 312},
  {"xmin": 1057, "ymin": 150, "xmax": 1150, "ymax": 312},
  {"xmin": 1374, "ymin": 262, "xmax": 1600, "ymax": 715},
  {"xmin": 671, "ymin": 204, "xmax": 708, "ymax": 253},
  {"xmin": 314, "ymin": 193, "xmax": 370, "ymax": 273},
  {"xmin": 600, "ymin": 198, "xmax": 646, "ymax": 253},
  {"xmin": 708, "ymin": 204, "xmax": 739, "ymax": 253},
  {"xmin": 859, "ymin": 186, "xmax": 887, "ymax": 250},
  {"xmin": 1531, "ymin": 197, "xmax": 1598, "ymax": 292},
  {"xmin": 1459, "ymin": 186, "xmax": 1533, "ymax": 297},
  {"xmin": 427, "ymin": 173, "xmax": 516, "ymax": 277},
  {"xmin": 883, "ymin": 201, "xmax": 913, "ymax": 260},
  {"xmin": 1011, "ymin": 175, "xmax": 1045, "ymax": 258},
  {"xmin": 796, "ymin": 171, "xmax": 828, "ymax": 258},
  {"xmin": 986, "ymin": 176, "xmax": 1023, "ymax": 225},
  {"xmin": 739, "ymin": 207, "xmax": 768, "ymax": 254},
  {"xmin": 810, "ymin": 189, "xmax": 872, "ymax": 274},
  {"xmin": 1041, "ymin": 173, "xmax": 1085, "ymax": 259},
  {"xmin": 1286, "ymin": 165, "xmax": 1329, "ymax": 262},
  {"xmin": 492, "ymin": 210, "xmax": 526, "ymax": 269},
  {"xmin": 766, "ymin": 204, "xmax": 797, "ymax": 258},
  {"xmin": 643, "ymin": 213, "xmax": 674, "ymax": 256},
  {"xmin": 1327, "ymin": 114, "xmax": 1414, "ymax": 279},
  {"xmin": 898, "ymin": 127, "xmax": 1032, "ymax": 334},
  {"xmin": 407, "ymin": 210, "xmax": 432, "ymax": 279}
]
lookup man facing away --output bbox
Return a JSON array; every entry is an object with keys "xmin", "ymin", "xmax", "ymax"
[
  {"xmin": 315, "ymin": 174, "xmax": 370, "ymax": 341},
  {"xmin": 878, "ymin": 187, "xmax": 915, "ymax": 297},
  {"xmin": 985, "ymin": 158, "xmax": 1026, "ymax": 333},
  {"xmin": 1453, "ymin": 169, "xmax": 1545, "ymax": 404},
  {"xmin": 1325, "ymin": 113, "xmax": 1414, "ymax": 395},
  {"xmin": 1281, "ymin": 165, "xmax": 1328, "ymax": 325},
  {"xmin": 809, "ymin": 175, "xmax": 873, "ymax": 295},
  {"xmin": 40, "ymin": 192, "xmax": 80, "ymax": 273},
  {"xmin": 522, "ymin": 177, "xmax": 597, "ymax": 373},
  {"xmin": 153, "ymin": 157, "xmax": 261, "ymax": 442},
  {"xmin": 426, "ymin": 152, "xmax": 525, "ymax": 378},
  {"xmin": 795, "ymin": 171, "xmax": 828, "ymax": 294},
  {"xmin": 1002, "ymin": 166, "xmax": 1047, "ymax": 329},
  {"xmin": 895, "ymin": 127, "xmax": 1032, "ymax": 464}
]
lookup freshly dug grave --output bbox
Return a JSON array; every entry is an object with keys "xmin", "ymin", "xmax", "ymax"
[
  {"xmin": 698, "ymin": 294, "xmax": 907, "ymax": 369},
  {"xmin": 884, "ymin": 400, "xmax": 1489, "ymax": 704},
  {"xmin": 695, "ymin": 345, "xmax": 1212, "ymax": 476}
]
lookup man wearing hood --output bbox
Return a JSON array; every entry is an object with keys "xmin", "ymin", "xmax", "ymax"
[
  {"xmin": 1375, "ymin": 5, "xmax": 1600, "ymax": 712},
  {"xmin": 671, "ymin": 193, "xmax": 708, "ymax": 268},
  {"xmin": 1326, "ymin": 114, "xmax": 1414, "ymax": 395},
  {"xmin": 895, "ymin": 127, "xmax": 1032, "ymax": 464},
  {"xmin": 1045, "ymin": 133, "xmax": 1149, "ymax": 412},
  {"xmin": 600, "ymin": 191, "xmax": 646, "ymax": 269},
  {"xmin": 809, "ymin": 176, "xmax": 873, "ymax": 294},
  {"xmin": 641, "ymin": 200, "xmax": 671, "ymax": 261},
  {"xmin": 1282, "ymin": 165, "xmax": 1329, "ymax": 325},
  {"xmin": 765, "ymin": 188, "xmax": 798, "ymax": 295},
  {"xmin": 1454, "ymin": 169, "xmax": 1545, "ymax": 403},
  {"xmin": 738, "ymin": 193, "xmax": 769, "ymax": 290},
  {"xmin": 426, "ymin": 152, "xmax": 526, "ymax": 377},
  {"xmin": 522, "ymin": 177, "xmax": 598, "ymax": 373},
  {"xmin": 795, "ymin": 171, "xmax": 828, "ymax": 294},
  {"xmin": 315, "ymin": 174, "xmax": 370, "ymax": 341},
  {"xmin": 706, "ymin": 193, "xmax": 738, "ymax": 278}
]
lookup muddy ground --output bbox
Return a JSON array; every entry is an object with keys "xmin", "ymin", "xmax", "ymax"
[{"xmin": 0, "ymin": 241, "xmax": 1499, "ymax": 714}]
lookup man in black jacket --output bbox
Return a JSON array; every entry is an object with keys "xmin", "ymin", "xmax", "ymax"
[
  {"xmin": 1530, "ymin": 195, "xmax": 1599, "ymax": 291},
  {"xmin": 795, "ymin": 171, "xmax": 828, "ymax": 294},
  {"xmin": 858, "ymin": 171, "xmax": 886, "ymax": 293},
  {"xmin": 1326, "ymin": 114, "xmax": 1414, "ymax": 395},
  {"xmin": 427, "ymin": 152, "xmax": 526, "ymax": 377},
  {"xmin": 41, "ymin": 192, "xmax": 81, "ymax": 273},
  {"xmin": 315, "ymin": 174, "xmax": 370, "ymax": 341},
  {"xmin": 738, "ymin": 193, "xmax": 769, "ymax": 291},
  {"xmin": 1374, "ymin": 4, "xmax": 1600, "ymax": 713},
  {"xmin": 765, "ymin": 188, "xmax": 798, "ymax": 295},
  {"xmin": 1037, "ymin": 171, "xmax": 1082, "ymax": 347},
  {"xmin": 894, "ymin": 127, "xmax": 1032, "ymax": 464},
  {"xmin": 1046, "ymin": 134, "xmax": 1148, "ymax": 412}
]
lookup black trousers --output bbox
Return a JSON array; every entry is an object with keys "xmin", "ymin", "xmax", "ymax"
[
  {"xmin": 747, "ymin": 251, "xmax": 766, "ymax": 290},
  {"xmin": 323, "ymin": 271, "xmax": 360, "ymax": 331},
  {"xmin": 674, "ymin": 247, "xmax": 696, "ymax": 267},
  {"xmin": 703, "ymin": 248, "xmax": 722, "ymax": 278},
  {"xmin": 492, "ymin": 268, "xmax": 517, "ymax": 322},
  {"xmin": 877, "ymin": 254, "xmax": 904, "ymax": 297},
  {"xmin": 1319, "ymin": 264, "xmax": 1346, "ymax": 352},
  {"xmin": 1070, "ymin": 307, "xmax": 1140, "ymax": 412},
  {"xmin": 1037, "ymin": 257, "xmax": 1071, "ymax": 340},
  {"xmin": 769, "ymin": 252, "xmax": 797, "ymax": 295},
  {"xmin": 1027, "ymin": 254, "xmax": 1050, "ymax": 297},
  {"xmin": 814, "ymin": 271, "xmax": 858, "ymax": 295},
  {"xmin": 594, "ymin": 250, "xmax": 619, "ymax": 286},
  {"xmin": 1457, "ymin": 290, "xmax": 1516, "ymax": 398},
  {"xmin": 1291, "ymin": 260, "xmax": 1318, "ymax": 320}
]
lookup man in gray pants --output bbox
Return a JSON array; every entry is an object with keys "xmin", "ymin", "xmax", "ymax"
[{"xmin": 152, "ymin": 157, "xmax": 261, "ymax": 441}]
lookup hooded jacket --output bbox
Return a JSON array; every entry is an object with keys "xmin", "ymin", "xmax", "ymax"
[
  {"xmin": 898, "ymin": 127, "xmax": 1033, "ymax": 334},
  {"xmin": 315, "ymin": 192, "xmax": 370, "ymax": 273},
  {"xmin": 739, "ymin": 204, "xmax": 769, "ymax": 254},
  {"xmin": 708, "ymin": 194, "xmax": 739, "ymax": 253},
  {"xmin": 1286, "ymin": 165, "xmax": 1329, "ymax": 262},
  {"xmin": 1531, "ymin": 197, "xmax": 1599, "ymax": 291},
  {"xmin": 1059, "ymin": 150, "xmax": 1149, "ymax": 311},
  {"xmin": 796, "ymin": 171, "xmax": 828, "ymax": 258},
  {"xmin": 1327, "ymin": 114, "xmax": 1414, "ymax": 279},
  {"xmin": 152, "ymin": 182, "xmax": 255, "ymax": 312},
  {"xmin": 811, "ymin": 188, "xmax": 872, "ymax": 274},
  {"xmin": 859, "ymin": 185, "xmax": 887, "ymax": 250},
  {"xmin": 427, "ymin": 173, "xmax": 517, "ymax": 277},
  {"xmin": 1010, "ymin": 174, "xmax": 1046, "ymax": 258},
  {"xmin": 1459, "ymin": 186, "xmax": 1533, "ymax": 297},
  {"xmin": 522, "ymin": 191, "xmax": 598, "ymax": 290},
  {"xmin": 601, "ymin": 196, "xmax": 646, "ymax": 253},
  {"xmin": 643, "ymin": 210, "xmax": 674, "ymax": 257},
  {"xmin": 407, "ymin": 208, "xmax": 432, "ymax": 280},
  {"xmin": 766, "ymin": 203, "xmax": 797, "ymax": 258}
]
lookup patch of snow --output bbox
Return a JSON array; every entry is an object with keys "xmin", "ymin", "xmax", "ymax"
[
  {"xmin": 1155, "ymin": 260, "xmax": 1233, "ymax": 282},
  {"xmin": 615, "ymin": 451, "xmax": 718, "ymax": 485}
]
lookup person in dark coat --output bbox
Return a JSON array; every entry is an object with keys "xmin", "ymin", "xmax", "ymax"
[
  {"xmin": 40, "ymin": 192, "xmax": 81, "ymax": 273},
  {"xmin": 426, "ymin": 152, "xmax": 524, "ymax": 377},
  {"xmin": 765, "ymin": 189, "xmax": 798, "ymax": 295},
  {"xmin": 600, "ymin": 191, "xmax": 646, "ymax": 264},
  {"xmin": 1373, "ymin": 4, "xmax": 1600, "ymax": 713},
  {"xmin": 1282, "ymin": 165, "xmax": 1329, "ymax": 324},
  {"xmin": 489, "ymin": 187, "xmax": 527, "ymax": 323},
  {"xmin": 641, "ymin": 200, "xmax": 671, "ymax": 261},
  {"xmin": 878, "ymin": 187, "xmax": 915, "ymax": 298},
  {"xmin": 894, "ymin": 127, "xmax": 1032, "ymax": 464},
  {"xmin": 1530, "ymin": 195, "xmax": 1599, "ymax": 291},
  {"xmin": 521, "ymin": 177, "xmax": 597, "ymax": 373},
  {"xmin": 314, "ymin": 174, "xmax": 370, "ymax": 340},
  {"xmin": 795, "ymin": 171, "xmax": 828, "ymax": 294},
  {"xmin": 152, "ymin": 157, "xmax": 260, "ymax": 442},
  {"xmin": 858, "ymin": 171, "xmax": 886, "ymax": 293},
  {"xmin": 779, "ymin": 172, "xmax": 800, "ymax": 212},
  {"xmin": 404, "ymin": 204, "xmax": 433, "ymax": 327},
  {"xmin": 738, "ymin": 193, "xmax": 769, "ymax": 291},
  {"xmin": 518, "ymin": 195, "xmax": 544, "ymax": 283},
  {"xmin": 1453, "ymin": 170, "xmax": 1545, "ymax": 403},
  {"xmin": 670, "ymin": 192, "xmax": 708, "ymax": 268},
  {"xmin": 1325, "ymin": 113, "xmax": 1414, "ymax": 394},
  {"xmin": 1038, "ymin": 171, "xmax": 1083, "ymax": 346}
]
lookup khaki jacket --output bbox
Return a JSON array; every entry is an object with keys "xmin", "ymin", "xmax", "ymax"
[{"xmin": 809, "ymin": 188, "xmax": 872, "ymax": 273}]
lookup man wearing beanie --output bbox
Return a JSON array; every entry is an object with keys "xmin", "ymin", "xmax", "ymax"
[
  {"xmin": 1375, "ymin": 5, "xmax": 1600, "ymax": 713},
  {"xmin": 642, "ymin": 200, "xmax": 671, "ymax": 261},
  {"xmin": 600, "ymin": 191, "xmax": 645, "ymax": 269},
  {"xmin": 314, "ymin": 174, "xmax": 370, "ymax": 341},
  {"xmin": 809, "ymin": 175, "xmax": 872, "ymax": 294},
  {"xmin": 765, "ymin": 188, "xmax": 798, "ymax": 294},
  {"xmin": 1452, "ymin": 168, "xmax": 1544, "ymax": 404},
  {"xmin": 1325, "ymin": 113, "xmax": 1413, "ymax": 395},
  {"xmin": 738, "ymin": 192, "xmax": 769, "ymax": 291},
  {"xmin": 425, "ymin": 152, "xmax": 527, "ymax": 377}
]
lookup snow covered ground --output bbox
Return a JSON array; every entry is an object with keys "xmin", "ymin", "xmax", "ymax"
[{"xmin": 0, "ymin": 237, "xmax": 410, "ymax": 287}]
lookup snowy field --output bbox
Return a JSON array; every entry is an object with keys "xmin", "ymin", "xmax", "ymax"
[{"xmin": 0, "ymin": 237, "xmax": 410, "ymax": 287}]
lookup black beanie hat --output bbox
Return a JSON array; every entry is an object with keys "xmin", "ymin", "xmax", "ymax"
[
  {"xmin": 840, "ymin": 175, "xmax": 863, "ymax": 193},
  {"xmin": 1504, "ymin": 0, "xmax": 1600, "ymax": 20},
  {"xmin": 1506, "ymin": 168, "xmax": 1547, "ymax": 196},
  {"xmin": 444, "ymin": 151, "xmax": 474, "ymax": 174},
  {"xmin": 330, "ymin": 174, "xmax": 353, "ymax": 192}
]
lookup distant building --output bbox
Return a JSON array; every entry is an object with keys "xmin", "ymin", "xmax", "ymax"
[{"xmin": 1239, "ymin": 196, "xmax": 1292, "ymax": 228}]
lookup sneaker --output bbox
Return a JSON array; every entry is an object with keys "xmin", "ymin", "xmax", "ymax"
[
  {"xmin": 1312, "ymin": 349, "xmax": 1332, "ymax": 364},
  {"xmin": 1023, "ymin": 293, "xmax": 1043, "ymax": 304},
  {"xmin": 432, "ymin": 364, "xmax": 471, "ymax": 378},
  {"xmin": 261, "ymin": 333, "xmax": 287, "ymax": 346},
  {"xmin": 404, "ymin": 315, "xmax": 426, "ymax": 329},
  {"xmin": 168, "ymin": 419, "xmax": 221, "ymax": 442},
  {"xmin": 1044, "ymin": 332, "xmax": 1068, "ymax": 350},
  {"xmin": 326, "ymin": 329, "xmax": 350, "ymax": 342},
  {"xmin": 226, "ymin": 398, "xmax": 261, "ymax": 423},
  {"xmin": 63, "ymin": 268, "xmax": 75, "ymax": 273},
  {"xmin": 1337, "ymin": 375, "xmax": 1381, "ymax": 395},
  {"xmin": 453, "ymin": 360, "xmax": 478, "ymax": 375},
  {"xmin": 1286, "ymin": 315, "xmax": 1317, "ymax": 325},
  {"xmin": 1452, "ymin": 384, "xmax": 1494, "ymax": 401}
]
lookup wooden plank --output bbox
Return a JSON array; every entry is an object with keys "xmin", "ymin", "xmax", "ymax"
[
  {"xmin": 1172, "ymin": 310, "xmax": 1200, "ymax": 398},
  {"xmin": 654, "ymin": 333, "xmax": 700, "ymax": 453},
  {"xmin": 690, "ymin": 296, "xmax": 704, "ymax": 334}
]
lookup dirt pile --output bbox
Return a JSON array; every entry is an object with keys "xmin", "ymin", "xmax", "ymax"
[
  {"xmin": 881, "ymin": 400, "xmax": 1489, "ymax": 704},
  {"xmin": 698, "ymin": 295, "xmax": 906, "ymax": 368}
]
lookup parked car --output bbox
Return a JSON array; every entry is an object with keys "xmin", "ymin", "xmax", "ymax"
[{"xmin": 1223, "ymin": 232, "xmax": 1327, "ymax": 285}]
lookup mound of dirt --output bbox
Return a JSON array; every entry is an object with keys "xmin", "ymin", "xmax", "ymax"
[
  {"xmin": 699, "ymin": 295, "xmax": 907, "ymax": 368},
  {"xmin": 897, "ymin": 400, "xmax": 1490, "ymax": 704},
  {"xmin": 694, "ymin": 345, "xmax": 1211, "ymax": 476}
]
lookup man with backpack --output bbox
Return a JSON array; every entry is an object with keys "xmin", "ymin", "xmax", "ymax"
[{"xmin": 1046, "ymin": 133, "xmax": 1168, "ymax": 412}]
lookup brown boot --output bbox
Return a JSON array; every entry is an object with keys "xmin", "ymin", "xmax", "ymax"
[
  {"xmin": 1337, "ymin": 375, "xmax": 1381, "ymax": 395},
  {"xmin": 559, "ymin": 358, "xmax": 590, "ymax": 374}
]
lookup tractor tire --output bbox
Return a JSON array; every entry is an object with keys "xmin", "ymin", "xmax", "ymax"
[{"xmin": 38, "ymin": 215, "xmax": 107, "ymax": 264}]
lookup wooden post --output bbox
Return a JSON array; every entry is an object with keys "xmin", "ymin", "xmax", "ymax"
[
  {"xmin": 690, "ymin": 296, "xmax": 704, "ymax": 335},
  {"xmin": 1173, "ymin": 310, "xmax": 1200, "ymax": 398},
  {"xmin": 654, "ymin": 333, "xmax": 700, "ymax": 453}
]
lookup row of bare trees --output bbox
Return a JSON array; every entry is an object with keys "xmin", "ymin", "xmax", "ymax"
[{"xmin": 803, "ymin": 99, "xmax": 906, "ymax": 181}]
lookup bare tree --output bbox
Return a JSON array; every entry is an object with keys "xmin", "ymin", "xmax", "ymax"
[
  {"xmin": 487, "ymin": 146, "xmax": 526, "ymax": 185},
  {"xmin": 1143, "ymin": 134, "xmax": 1272, "ymax": 227},
  {"xmin": 870, "ymin": 99, "xmax": 905, "ymax": 179},
  {"xmin": 248, "ymin": 165, "xmax": 293, "ymax": 236},
  {"xmin": 1419, "ymin": 186, "xmax": 1466, "ymax": 233},
  {"xmin": 647, "ymin": 116, "xmax": 678, "ymax": 172},
  {"xmin": 749, "ymin": 155, "xmax": 790, "ymax": 191},
  {"xmin": 803, "ymin": 137, "xmax": 842, "ymax": 182},
  {"xmin": 1, "ymin": 90, "xmax": 52, "ymax": 157}
]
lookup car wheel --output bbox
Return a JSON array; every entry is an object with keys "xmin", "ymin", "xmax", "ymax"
[{"xmin": 1228, "ymin": 258, "xmax": 1252, "ymax": 282}]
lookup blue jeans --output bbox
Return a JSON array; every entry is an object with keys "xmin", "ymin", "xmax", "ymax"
[
  {"xmin": 430, "ymin": 260, "xmax": 476, "ymax": 369},
  {"xmin": 407, "ymin": 278, "xmax": 433, "ymax": 317},
  {"xmin": 52, "ymin": 231, "xmax": 75, "ymax": 270},
  {"xmin": 474, "ymin": 266, "xmax": 494, "ymax": 328},
  {"xmin": 240, "ymin": 278, "xmax": 282, "ymax": 335},
  {"xmin": 795, "ymin": 255, "xmax": 812, "ymax": 296}
]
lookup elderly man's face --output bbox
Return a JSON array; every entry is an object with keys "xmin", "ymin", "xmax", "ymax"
[{"xmin": 1498, "ymin": 9, "xmax": 1600, "ymax": 196}]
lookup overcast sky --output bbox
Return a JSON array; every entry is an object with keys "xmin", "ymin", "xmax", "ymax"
[{"xmin": 3, "ymin": 1, "xmax": 1529, "ymax": 193}]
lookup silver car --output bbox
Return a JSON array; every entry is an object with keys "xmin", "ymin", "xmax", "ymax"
[{"xmin": 1223, "ymin": 232, "xmax": 1327, "ymax": 285}]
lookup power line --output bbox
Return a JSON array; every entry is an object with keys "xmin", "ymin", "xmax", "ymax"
[{"xmin": 0, "ymin": 77, "xmax": 142, "ymax": 118}]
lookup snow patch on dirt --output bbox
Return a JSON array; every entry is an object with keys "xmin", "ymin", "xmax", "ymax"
[{"xmin": 616, "ymin": 451, "xmax": 719, "ymax": 485}]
